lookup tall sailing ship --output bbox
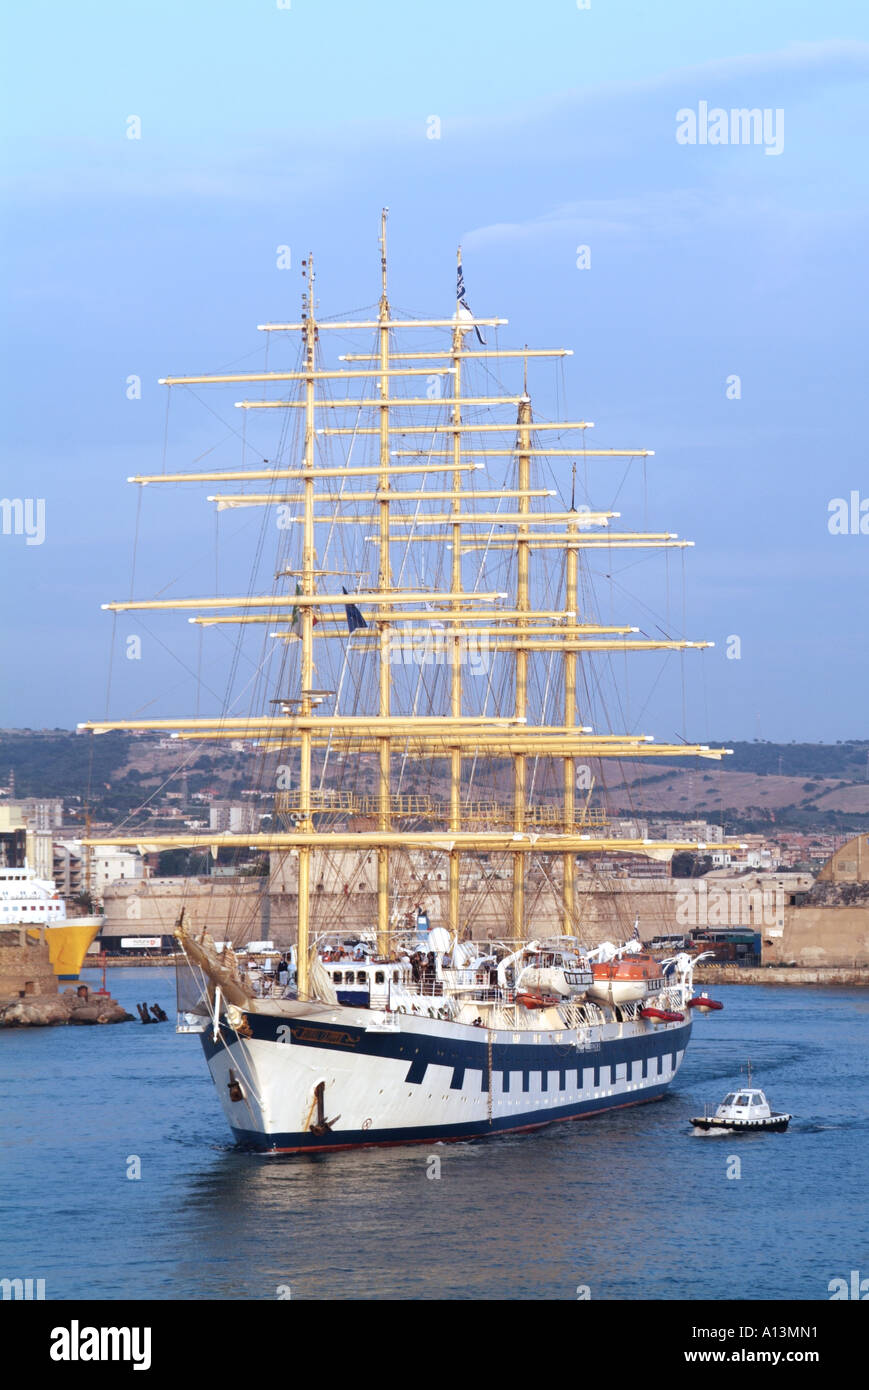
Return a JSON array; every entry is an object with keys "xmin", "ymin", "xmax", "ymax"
[{"xmin": 83, "ymin": 213, "xmax": 736, "ymax": 1152}]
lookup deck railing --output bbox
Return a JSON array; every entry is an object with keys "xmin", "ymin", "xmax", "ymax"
[{"xmin": 274, "ymin": 789, "xmax": 609, "ymax": 829}]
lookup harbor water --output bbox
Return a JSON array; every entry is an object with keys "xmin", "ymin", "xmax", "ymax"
[{"xmin": 1, "ymin": 967, "xmax": 866, "ymax": 1300}]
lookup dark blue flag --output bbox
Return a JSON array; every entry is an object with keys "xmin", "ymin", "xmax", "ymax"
[
  {"xmin": 342, "ymin": 586, "xmax": 368, "ymax": 634},
  {"xmin": 457, "ymin": 256, "xmax": 486, "ymax": 346}
]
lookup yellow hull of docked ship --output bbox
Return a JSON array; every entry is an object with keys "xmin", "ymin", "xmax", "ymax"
[{"xmin": 27, "ymin": 919, "xmax": 103, "ymax": 981}]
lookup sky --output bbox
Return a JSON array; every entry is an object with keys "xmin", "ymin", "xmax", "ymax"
[{"xmin": 0, "ymin": 0, "xmax": 867, "ymax": 740}]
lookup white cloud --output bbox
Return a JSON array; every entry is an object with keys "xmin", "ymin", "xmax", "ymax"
[
  {"xmin": 6, "ymin": 39, "xmax": 868, "ymax": 206},
  {"xmin": 462, "ymin": 189, "xmax": 866, "ymax": 259}
]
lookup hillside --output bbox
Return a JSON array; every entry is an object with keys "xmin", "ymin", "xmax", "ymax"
[{"xmin": 2, "ymin": 731, "xmax": 868, "ymax": 832}]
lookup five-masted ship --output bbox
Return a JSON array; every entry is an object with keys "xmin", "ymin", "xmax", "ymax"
[{"xmin": 83, "ymin": 212, "xmax": 736, "ymax": 1152}]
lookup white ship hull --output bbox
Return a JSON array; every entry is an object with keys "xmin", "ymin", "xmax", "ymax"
[{"xmin": 199, "ymin": 1001, "xmax": 692, "ymax": 1153}]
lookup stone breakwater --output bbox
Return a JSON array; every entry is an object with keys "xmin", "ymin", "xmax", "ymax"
[
  {"xmin": 694, "ymin": 964, "xmax": 869, "ymax": 987},
  {"xmin": 0, "ymin": 987, "xmax": 134, "ymax": 1028}
]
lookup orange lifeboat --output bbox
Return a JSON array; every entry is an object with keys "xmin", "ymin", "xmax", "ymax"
[
  {"xmin": 515, "ymin": 991, "xmax": 561, "ymax": 1010},
  {"xmin": 587, "ymin": 953, "xmax": 666, "ymax": 1007}
]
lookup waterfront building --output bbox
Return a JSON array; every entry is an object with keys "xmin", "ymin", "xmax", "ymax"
[
  {"xmin": 53, "ymin": 840, "xmax": 147, "ymax": 897},
  {"xmin": 209, "ymin": 802, "xmax": 259, "ymax": 834}
]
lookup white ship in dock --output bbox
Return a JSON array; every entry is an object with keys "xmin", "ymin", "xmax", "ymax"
[{"xmin": 82, "ymin": 213, "xmax": 737, "ymax": 1152}]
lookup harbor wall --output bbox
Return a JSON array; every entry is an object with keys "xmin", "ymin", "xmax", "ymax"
[
  {"xmin": 101, "ymin": 878, "xmax": 273, "ymax": 941},
  {"xmin": 694, "ymin": 964, "xmax": 869, "ymax": 987},
  {"xmin": 101, "ymin": 877, "xmax": 665, "ymax": 946},
  {"xmin": 762, "ymin": 906, "xmax": 869, "ymax": 968},
  {"xmin": 100, "ymin": 875, "xmax": 869, "ymax": 967}
]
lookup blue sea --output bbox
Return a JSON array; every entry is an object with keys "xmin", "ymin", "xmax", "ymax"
[{"xmin": 1, "ymin": 968, "xmax": 867, "ymax": 1300}]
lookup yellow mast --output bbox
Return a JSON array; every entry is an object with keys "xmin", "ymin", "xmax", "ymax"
[
  {"xmin": 376, "ymin": 209, "xmax": 392, "ymax": 958},
  {"xmin": 513, "ymin": 375, "xmax": 532, "ymax": 937},
  {"xmin": 563, "ymin": 507, "xmax": 578, "ymax": 935},
  {"xmin": 449, "ymin": 248, "xmax": 464, "ymax": 939},
  {"xmin": 296, "ymin": 252, "xmax": 317, "ymax": 1000}
]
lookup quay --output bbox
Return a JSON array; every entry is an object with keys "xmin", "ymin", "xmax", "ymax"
[{"xmin": 694, "ymin": 964, "xmax": 869, "ymax": 987}]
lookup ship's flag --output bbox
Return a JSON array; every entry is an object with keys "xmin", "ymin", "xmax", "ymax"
[
  {"xmin": 342, "ymin": 586, "xmax": 368, "ymax": 634},
  {"xmin": 290, "ymin": 582, "xmax": 318, "ymax": 637},
  {"xmin": 457, "ymin": 254, "xmax": 486, "ymax": 345},
  {"xmin": 287, "ymin": 585, "xmax": 303, "ymax": 642}
]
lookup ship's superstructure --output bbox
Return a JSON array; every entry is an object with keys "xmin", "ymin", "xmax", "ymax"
[{"xmin": 82, "ymin": 213, "xmax": 737, "ymax": 1150}]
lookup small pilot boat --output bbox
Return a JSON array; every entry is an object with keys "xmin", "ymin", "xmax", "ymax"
[{"xmin": 691, "ymin": 1071, "xmax": 792, "ymax": 1133}]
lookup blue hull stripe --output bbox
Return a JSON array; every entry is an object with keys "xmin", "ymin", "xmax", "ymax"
[
  {"xmin": 203, "ymin": 1011, "xmax": 691, "ymax": 1091},
  {"xmin": 228, "ymin": 1084, "xmax": 672, "ymax": 1154}
]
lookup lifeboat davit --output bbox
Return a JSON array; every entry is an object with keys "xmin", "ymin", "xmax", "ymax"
[
  {"xmin": 587, "ymin": 953, "xmax": 666, "ymax": 1007},
  {"xmin": 687, "ymin": 994, "xmax": 724, "ymax": 1013},
  {"xmin": 640, "ymin": 1006, "xmax": 685, "ymax": 1023}
]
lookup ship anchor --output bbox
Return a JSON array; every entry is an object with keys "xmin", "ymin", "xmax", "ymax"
[{"xmin": 309, "ymin": 1080, "xmax": 340, "ymax": 1136}]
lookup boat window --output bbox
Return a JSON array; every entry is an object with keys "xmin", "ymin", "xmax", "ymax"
[
  {"xmin": 344, "ymin": 971, "xmax": 354, "ymax": 984},
  {"xmin": 333, "ymin": 971, "xmax": 342, "ymax": 983},
  {"xmin": 392, "ymin": 971, "xmax": 399, "ymax": 982},
  {"xmin": 751, "ymin": 1094, "xmax": 763, "ymax": 1106},
  {"xmin": 375, "ymin": 971, "xmax": 385, "ymax": 984},
  {"xmin": 722, "ymin": 1093, "xmax": 736, "ymax": 1106},
  {"xmin": 735, "ymin": 1094, "xmax": 750, "ymax": 1106}
]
